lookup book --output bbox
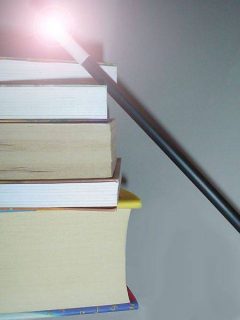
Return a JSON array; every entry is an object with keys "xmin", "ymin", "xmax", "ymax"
[
  {"xmin": 0, "ymin": 159, "xmax": 121, "ymax": 208},
  {"xmin": 0, "ymin": 189, "xmax": 141, "ymax": 314},
  {"xmin": 0, "ymin": 288, "xmax": 138, "ymax": 319},
  {"xmin": 0, "ymin": 85, "xmax": 108, "ymax": 120},
  {"xmin": 0, "ymin": 120, "xmax": 116, "ymax": 180},
  {"xmin": 0, "ymin": 58, "xmax": 117, "ymax": 82}
]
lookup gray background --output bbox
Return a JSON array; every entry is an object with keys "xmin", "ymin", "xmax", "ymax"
[{"xmin": 0, "ymin": 1, "xmax": 240, "ymax": 319}]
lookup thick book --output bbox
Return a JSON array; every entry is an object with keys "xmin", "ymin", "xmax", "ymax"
[
  {"xmin": 0, "ymin": 84, "xmax": 108, "ymax": 120},
  {"xmin": 0, "ymin": 58, "xmax": 117, "ymax": 82},
  {"xmin": 0, "ymin": 189, "xmax": 141, "ymax": 314},
  {"xmin": 0, "ymin": 120, "xmax": 116, "ymax": 180},
  {"xmin": 0, "ymin": 159, "xmax": 121, "ymax": 208}
]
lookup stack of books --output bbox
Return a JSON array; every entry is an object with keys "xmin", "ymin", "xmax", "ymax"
[{"xmin": 0, "ymin": 58, "xmax": 141, "ymax": 318}]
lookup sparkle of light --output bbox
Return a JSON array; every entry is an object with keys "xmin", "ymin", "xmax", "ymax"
[{"xmin": 34, "ymin": 6, "xmax": 72, "ymax": 43}]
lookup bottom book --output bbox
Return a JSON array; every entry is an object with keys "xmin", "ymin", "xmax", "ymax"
[
  {"xmin": 0, "ymin": 288, "xmax": 138, "ymax": 319},
  {"xmin": 0, "ymin": 189, "xmax": 141, "ymax": 318}
]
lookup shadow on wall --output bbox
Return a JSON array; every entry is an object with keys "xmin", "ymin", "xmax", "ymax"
[
  {"xmin": 116, "ymin": 77, "xmax": 240, "ymax": 213},
  {"xmin": 157, "ymin": 225, "xmax": 240, "ymax": 320}
]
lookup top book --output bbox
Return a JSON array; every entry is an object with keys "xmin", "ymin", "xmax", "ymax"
[{"xmin": 0, "ymin": 58, "xmax": 117, "ymax": 82}]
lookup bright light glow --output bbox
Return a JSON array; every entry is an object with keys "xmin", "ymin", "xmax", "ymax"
[
  {"xmin": 38, "ymin": 16, "xmax": 65, "ymax": 41},
  {"xmin": 34, "ymin": 5, "xmax": 89, "ymax": 64},
  {"xmin": 35, "ymin": 6, "xmax": 72, "ymax": 43}
]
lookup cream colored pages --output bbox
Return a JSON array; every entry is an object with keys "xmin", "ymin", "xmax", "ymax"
[
  {"xmin": 0, "ymin": 121, "xmax": 116, "ymax": 179},
  {"xmin": 0, "ymin": 208, "xmax": 130, "ymax": 313}
]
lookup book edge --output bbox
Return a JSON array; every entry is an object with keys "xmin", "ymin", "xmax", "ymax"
[
  {"xmin": 0, "ymin": 57, "xmax": 117, "ymax": 67},
  {"xmin": 0, "ymin": 288, "xmax": 138, "ymax": 319}
]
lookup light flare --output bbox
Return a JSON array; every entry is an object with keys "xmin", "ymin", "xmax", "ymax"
[{"xmin": 34, "ymin": 5, "xmax": 73, "ymax": 44}]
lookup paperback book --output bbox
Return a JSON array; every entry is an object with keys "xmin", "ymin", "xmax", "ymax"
[
  {"xmin": 0, "ymin": 120, "xmax": 116, "ymax": 180},
  {"xmin": 0, "ymin": 189, "xmax": 141, "ymax": 316},
  {"xmin": 0, "ymin": 58, "xmax": 117, "ymax": 82},
  {"xmin": 0, "ymin": 84, "xmax": 108, "ymax": 120},
  {"xmin": 0, "ymin": 288, "xmax": 138, "ymax": 319}
]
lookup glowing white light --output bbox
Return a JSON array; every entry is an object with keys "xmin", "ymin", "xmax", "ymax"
[
  {"xmin": 35, "ymin": 6, "xmax": 72, "ymax": 43},
  {"xmin": 35, "ymin": 5, "xmax": 89, "ymax": 63},
  {"xmin": 38, "ymin": 15, "xmax": 66, "ymax": 41}
]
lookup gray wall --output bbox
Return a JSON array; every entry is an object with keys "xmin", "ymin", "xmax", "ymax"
[{"xmin": 0, "ymin": 1, "xmax": 240, "ymax": 319}]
